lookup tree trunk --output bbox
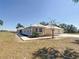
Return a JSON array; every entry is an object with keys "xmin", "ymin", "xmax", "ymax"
[{"xmin": 52, "ymin": 29, "xmax": 54, "ymax": 38}]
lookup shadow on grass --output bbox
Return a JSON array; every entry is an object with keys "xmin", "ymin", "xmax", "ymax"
[{"xmin": 72, "ymin": 40, "xmax": 79, "ymax": 44}]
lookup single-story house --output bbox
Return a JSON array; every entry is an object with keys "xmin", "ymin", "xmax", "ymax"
[{"xmin": 17, "ymin": 24, "xmax": 64, "ymax": 36}]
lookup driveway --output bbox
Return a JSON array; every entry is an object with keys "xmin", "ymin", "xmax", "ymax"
[
  {"xmin": 17, "ymin": 34, "xmax": 52, "ymax": 40},
  {"xmin": 17, "ymin": 34, "xmax": 79, "ymax": 41},
  {"xmin": 59, "ymin": 34, "xmax": 79, "ymax": 38}
]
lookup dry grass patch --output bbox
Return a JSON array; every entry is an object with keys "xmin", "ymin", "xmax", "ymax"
[{"xmin": 0, "ymin": 32, "xmax": 79, "ymax": 59}]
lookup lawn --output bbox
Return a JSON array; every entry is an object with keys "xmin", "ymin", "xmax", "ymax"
[{"xmin": 0, "ymin": 32, "xmax": 79, "ymax": 59}]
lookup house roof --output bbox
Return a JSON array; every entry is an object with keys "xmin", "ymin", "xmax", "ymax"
[
  {"xmin": 31, "ymin": 24, "xmax": 45, "ymax": 27},
  {"xmin": 17, "ymin": 27, "xmax": 24, "ymax": 30},
  {"xmin": 45, "ymin": 25, "xmax": 62, "ymax": 29},
  {"xmin": 31, "ymin": 24, "xmax": 63, "ymax": 30}
]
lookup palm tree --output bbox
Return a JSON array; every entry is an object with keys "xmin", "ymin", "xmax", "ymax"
[{"xmin": 0, "ymin": 20, "xmax": 3, "ymax": 30}]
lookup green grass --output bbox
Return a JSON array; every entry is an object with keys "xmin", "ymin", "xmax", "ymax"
[{"xmin": 0, "ymin": 32, "xmax": 79, "ymax": 59}]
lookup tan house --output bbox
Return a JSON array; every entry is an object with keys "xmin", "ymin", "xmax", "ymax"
[{"xmin": 17, "ymin": 24, "xmax": 64, "ymax": 36}]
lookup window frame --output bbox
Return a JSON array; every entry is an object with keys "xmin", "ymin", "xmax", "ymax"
[{"xmin": 39, "ymin": 28, "xmax": 42, "ymax": 32}]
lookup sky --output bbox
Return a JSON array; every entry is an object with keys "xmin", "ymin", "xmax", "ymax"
[{"xmin": 0, "ymin": 0, "xmax": 79, "ymax": 30}]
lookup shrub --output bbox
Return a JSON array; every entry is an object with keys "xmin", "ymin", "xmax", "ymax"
[
  {"xmin": 62, "ymin": 48, "xmax": 79, "ymax": 59},
  {"xmin": 32, "ymin": 47, "xmax": 79, "ymax": 59},
  {"xmin": 32, "ymin": 32, "xmax": 39, "ymax": 37},
  {"xmin": 32, "ymin": 47, "xmax": 60, "ymax": 59}
]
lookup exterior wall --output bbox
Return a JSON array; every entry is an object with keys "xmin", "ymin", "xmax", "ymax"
[
  {"xmin": 31, "ymin": 27, "xmax": 45, "ymax": 36},
  {"xmin": 44, "ymin": 28, "xmax": 52, "ymax": 36},
  {"xmin": 17, "ymin": 26, "xmax": 64, "ymax": 36},
  {"xmin": 54, "ymin": 29, "xmax": 63, "ymax": 35},
  {"xmin": 54, "ymin": 29, "xmax": 61, "ymax": 35},
  {"xmin": 43, "ymin": 28, "xmax": 64, "ymax": 36}
]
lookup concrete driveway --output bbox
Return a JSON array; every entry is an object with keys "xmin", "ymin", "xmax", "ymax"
[
  {"xmin": 59, "ymin": 34, "xmax": 79, "ymax": 38},
  {"xmin": 17, "ymin": 34, "xmax": 52, "ymax": 40},
  {"xmin": 17, "ymin": 34, "xmax": 79, "ymax": 41}
]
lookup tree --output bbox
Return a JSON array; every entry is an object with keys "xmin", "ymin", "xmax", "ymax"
[
  {"xmin": 40, "ymin": 21, "xmax": 49, "ymax": 26},
  {"xmin": 58, "ymin": 23, "xmax": 68, "ymax": 33},
  {"xmin": 0, "ymin": 20, "xmax": 3, "ymax": 26},
  {"xmin": 40, "ymin": 20, "xmax": 57, "ymax": 38},
  {"xmin": 40, "ymin": 21, "xmax": 78, "ymax": 33},
  {"xmin": 58, "ymin": 23, "xmax": 78, "ymax": 33},
  {"xmin": 0, "ymin": 20, "xmax": 3, "ymax": 30},
  {"xmin": 77, "ymin": 30, "xmax": 79, "ymax": 33},
  {"xmin": 16, "ymin": 23, "xmax": 24, "ymax": 29},
  {"xmin": 66, "ymin": 25, "xmax": 77, "ymax": 33},
  {"xmin": 49, "ymin": 20, "xmax": 56, "ymax": 39},
  {"xmin": 72, "ymin": 0, "xmax": 79, "ymax": 3}
]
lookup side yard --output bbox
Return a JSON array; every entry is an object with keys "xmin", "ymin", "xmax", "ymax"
[{"xmin": 0, "ymin": 32, "xmax": 79, "ymax": 59}]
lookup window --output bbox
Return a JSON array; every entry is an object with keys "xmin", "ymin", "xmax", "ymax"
[
  {"xmin": 35, "ymin": 28, "xmax": 38, "ymax": 32},
  {"xmin": 39, "ymin": 28, "xmax": 42, "ymax": 32}
]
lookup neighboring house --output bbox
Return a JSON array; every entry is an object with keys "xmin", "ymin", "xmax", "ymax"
[{"xmin": 17, "ymin": 24, "xmax": 64, "ymax": 36}]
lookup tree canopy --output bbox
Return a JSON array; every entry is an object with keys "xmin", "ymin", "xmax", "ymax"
[
  {"xmin": 58, "ymin": 24, "xmax": 78, "ymax": 33},
  {"xmin": 0, "ymin": 20, "xmax": 3, "ymax": 26},
  {"xmin": 40, "ymin": 21, "xmax": 79, "ymax": 33},
  {"xmin": 40, "ymin": 21, "xmax": 49, "ymax": 26},
  {"xmin": 72, "ymin": 0, "xmax": 79, "ymax": 3},
  {"xmin": 16, "ymin": 23, "xmax": 24, "ymax": 29}
]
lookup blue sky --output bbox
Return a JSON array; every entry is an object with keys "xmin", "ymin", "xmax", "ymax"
[{"xmin": 0, "ymin": 0, "xmax": 79, "ymax": 30}]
